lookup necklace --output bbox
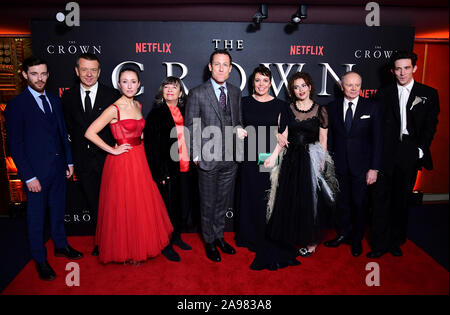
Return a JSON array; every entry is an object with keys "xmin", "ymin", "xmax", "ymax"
[{"xmin": 294, "ymin": 101, "xmax": 315, "ymax": 113}]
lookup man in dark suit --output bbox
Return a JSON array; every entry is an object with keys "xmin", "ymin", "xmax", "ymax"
[
  {"xmin": 5, "ymin": 56, "xmax": 83, "ymax": 281},
  {"xmin": 61, "ymin": 53, "xmax": 120, "ymax": 256},
  {"xmin": 185, "ymin": 50, "xmax": 246, "ymax": 262},
  {"xmin": 367, "ymin": 51, "xmax": 440, "ymax": 258},
  {"xmin": 324, "ymin": 71, "xmax": 383, "ymax": 257}
]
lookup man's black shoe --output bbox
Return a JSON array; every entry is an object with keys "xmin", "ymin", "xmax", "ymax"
[
  {"xmin": 35, "ymin": 260, "xmax": 56, "ymax": 281},
  {"xmin": 366, "ymin": 250, "xmax": 386, "ymax": 258},
  {"xmin": 389, "ymin": 246, "xmax": 403, "ymax": 257},
  {"xmin": 91, "ymin": 246, "xmax": 99, "ymax": 256},
  {"xmin": 205, "ymin": 243, "xmax": 221, "ymax": 262},
  {"xmin": 54, "ymin": 245, "xmax": 83, "ymax": 260},
  {"xmin": 351, "ymin": 242, "xmax": 363, "ymax": 257},
  {"xmin": 214, "ymin": 238, "xmax": 236, "ymax": 254},
  {"xmin": 162, "ymin": 244, "xmax": 181, "ymax": 262},
  {"xmin": 324, "ymin": 235, "xmax": 350, "ymax": 248},
  {"xmin": 172, "ymin": 236, "xmax": 192, "ymax": 251}
]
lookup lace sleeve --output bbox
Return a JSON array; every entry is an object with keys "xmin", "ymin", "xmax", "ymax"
[
  {"xmin": 319, "ymin": 105, "xmax": 328, "ymax": 129},
  {"xmin": 278, "ymin": 102, "xmax": 291, "ymax": 133}
]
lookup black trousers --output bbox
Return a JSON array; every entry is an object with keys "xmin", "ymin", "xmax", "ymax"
[
  {"xmin": 197, "ymin": 162, "xmax": 237, "ymax": 244},
  {"xmin": 370, "ymin": 136, "xmax": 419, "ymax": 251},
  {"xmin": 335, "ymin": 172, "xmax": 368, "ymax": 243},
  {"xmin": 78, "ymin": 170, "xmax": 102, "ymax": 228},
  {"xmin": 156, "ymin": 171, "xmax": 192, "ymax": 238}
]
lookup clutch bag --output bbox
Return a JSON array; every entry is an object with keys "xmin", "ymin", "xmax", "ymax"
[{"xmin": 257, "ymin": 153, "xmax": 278, "ymax": 165}]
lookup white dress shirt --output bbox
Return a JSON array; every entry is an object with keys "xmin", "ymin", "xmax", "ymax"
[
  {"xmin": 343, "ymin": 96, "xmax": 359, "ymax": 121},
  {"xmin": 80, "ymin": 82, "xmax": 98, "ymax": 112},
  {"xmin": 397, "ymin": 80, "xmax": 414, "ymax": 138}
]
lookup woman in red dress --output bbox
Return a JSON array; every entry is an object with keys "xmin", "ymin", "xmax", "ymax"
[{"xmin": 85, "ymin": 67, "xmax": 173, "ymax": 264}]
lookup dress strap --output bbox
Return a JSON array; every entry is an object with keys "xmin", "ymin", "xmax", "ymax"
[{"xmin": 112, "ymin": 104, "xmax": 120, "ymax": 121}]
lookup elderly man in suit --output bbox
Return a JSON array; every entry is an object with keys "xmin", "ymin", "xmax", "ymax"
[
  {"xmin": 367, "ymin": 51, "xmax": 440, "ymax": 258},
  {"xmin": 185, "ymin": 50, "xmax": 246, "ymax": 262},
  {"xmin": 61, "ymin": 53, "xmax": 120, "ymax": 256},
  {"xmin": 5, "ymin": 56, "xmax": 83, "ymax": 281},
  {"xmin": 324, "ymin": 71, "xmax": 383, "ymax": 257}
]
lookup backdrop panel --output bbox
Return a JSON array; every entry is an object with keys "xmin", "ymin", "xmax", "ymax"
[{"xmin": 30, "ymin": 21, "xmax": 414, "ymax": 235}]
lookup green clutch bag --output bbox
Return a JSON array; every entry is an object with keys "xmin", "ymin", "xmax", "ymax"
[{"xmin": 257, "ymin": 153, "xmax": 278, "ymax": 165}]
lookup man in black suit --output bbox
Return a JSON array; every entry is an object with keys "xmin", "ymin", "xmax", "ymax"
[
  {"xmin": 367, "ymin": 51, "xmax": 440, "ymax": 258},
  {"xmin": 185, "ymin": 50, "xmax": 246, "ymax": 262},
  {"xmin": 61, "ymin": 53, "xmax": 120, "ymax": 256},
  {"xmin": 324, "ymin": 71, "xmax": 383, "ymax": 257}
]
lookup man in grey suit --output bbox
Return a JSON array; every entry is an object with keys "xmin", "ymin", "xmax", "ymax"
[{"xmin": 185, "ymin": 50, "xmax": 246, "ymax": 262}]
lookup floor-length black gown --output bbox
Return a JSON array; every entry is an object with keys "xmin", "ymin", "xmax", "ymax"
[
  {"xmin": 267, "ymin": 102, "xmax": 329, "ymax": 247},
  {"xmin": 235, "ymin": 96, "xmax": 300, "ymax": 270}
]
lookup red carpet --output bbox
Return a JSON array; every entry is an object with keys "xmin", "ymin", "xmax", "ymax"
[{"xmin": 2, "ymin": 232, "xmax": 448, "ymax": 295}]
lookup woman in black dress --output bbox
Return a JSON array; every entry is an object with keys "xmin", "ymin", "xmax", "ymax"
[
  {"xmin": 264, "ymin": 72, "xmax": 337, "ymax": 257},
  {"xmin": 144, "ymin": 76, "xmax": 194, "ymax": 262},
  {"xmin": 236, "ymin": 65, "xmax": 300, "ymax": 270}
]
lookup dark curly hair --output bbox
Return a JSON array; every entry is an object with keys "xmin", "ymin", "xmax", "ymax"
[{"xmin": 287, "ymin": 72, "xmax": 315, "ymax": 103}]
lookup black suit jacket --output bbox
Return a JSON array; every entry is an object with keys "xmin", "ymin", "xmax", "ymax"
[
  {"xmin": 327, "ymin": 96, "xmax": 383, "ymax": 177},
  {"xmin": 144, "ymin": 102, "xmax": 185, "ymax": 183},
  {"xmin": 377, "ymin": 82, "xmax": 440, "ymax": 172},
  {"xmin": 61, "ymin": 83, "xmax": 120, "ymax": 175}
]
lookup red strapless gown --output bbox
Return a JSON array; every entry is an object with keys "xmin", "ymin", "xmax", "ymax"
[{"xmin": 96, "ymin": 114, "xmax": 173, "ymax": 264}]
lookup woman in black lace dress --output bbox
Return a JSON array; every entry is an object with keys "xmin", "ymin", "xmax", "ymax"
[{"xmin": 264, "ymin": 72, "xmax": 336, "ymax": 257}]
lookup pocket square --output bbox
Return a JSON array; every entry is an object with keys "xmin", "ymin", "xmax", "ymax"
[
  {"xmin": 411, "ymin": 96, "xmax": 427, "ymax": 110},
  {"xmin": 360, "ymin": 115, "xmax": 371, "ymax": 119}
]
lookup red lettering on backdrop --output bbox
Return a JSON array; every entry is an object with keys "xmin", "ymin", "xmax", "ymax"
[
  {"xmin": 59, "ymin": 87, "xmax": 70, "ymax": 98},
  {"xmin": 134, "ymin": 42, "xmax": 173, "ymax": 54}
]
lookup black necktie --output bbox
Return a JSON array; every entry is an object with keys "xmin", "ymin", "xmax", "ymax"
[
  {"xmin": 39, "ymin": 95, "xmax": 52, "ymax": 116},
  {"xmin": 219, "ymin": 86, "xmax": 226, "ymax": 110},
  {"xmin": 85, "ymin": 90, "xmax": 92, "ymax": 115},
  {"xmin": 344, "ymin": 102, "xmax": 353, "ymax": 133}
]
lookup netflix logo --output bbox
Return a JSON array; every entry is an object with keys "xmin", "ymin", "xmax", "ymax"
[
  {"xmin": 290, "ymin": 45, "xmax": 324, "ymax": 56},
  {"xmin": 360, "ymin": 89, "xmax": 377, "ymax": 98},
  {"xmin": 135, "ymin": 42, "xmax": 172, "ymax": 54}
]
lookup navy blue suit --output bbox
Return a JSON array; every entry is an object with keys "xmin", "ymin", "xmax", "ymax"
[
  {"xmin": 327, "ymin": 96, "xmax": 383, "ymax": 243},
  {"xmin": 5, "ymin": 87, "xmax": 73, "ymax": 263}
]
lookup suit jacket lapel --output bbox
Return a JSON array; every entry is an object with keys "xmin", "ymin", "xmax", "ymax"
[
  {"xmin": 25, "ymin": 88, "xmax": 47, "ymax": 120},
  {"xmin": 228, "ymin": 85, "xmax": 237, "ymax": 125},
  {"xmin": 407, "ymin": 82, "xmax": 419, "ymax": 111},
  {"xmin": 73, "ymin": 86, "xmax": 90, "ymax": 125},
  {"xmin": 392, "ymin": 85, "xmax": 401, "ymax": 123},
  {"xmin": 405, "ymin": 82, "xmax": 420, "ymax": 134},
  {"xmin": 92, "ymin": 84, "xmax": 103, "ymax": 113},
  {"xmin": 337, "ymin": 98, "xmax": 345, "ymax": 132},
  {"xmin": 206, "ymin": 81, "xmax": 222, "ymax": 123},
  {"xmin": 349, "ymin": 98, "xmax": 365, "ymax": 134}
]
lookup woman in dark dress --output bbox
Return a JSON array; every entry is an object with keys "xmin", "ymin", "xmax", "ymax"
[
  {"xmin": 144, "ymin": 76, "xmax": 194, "ymax": 262},
  {"xmin": 236, "ymin": 66, "xmax": 300, "ymax": 270},
  {"xmin": 264, "ymin": 72, "xmax": 337, "ymax": 257}
]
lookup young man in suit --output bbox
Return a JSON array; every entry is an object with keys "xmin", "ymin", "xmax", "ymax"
[
  {"xmin": 185, "ymin": 50, "xmax": 246, "ymax": 262},
  {"xmin": 367, "ymin": 51, "xmax": 440, "ymax": 258},
  {"xmin": 324, "ymin": 71, "xmax": 383, "ymax": 257},
  {"xmin": 61, "ymin": 53, "xmax": 120, "ymax": 256},
  {"xmin": 5, "ymin": 56, "xmax": 83, "ymax": 281}
]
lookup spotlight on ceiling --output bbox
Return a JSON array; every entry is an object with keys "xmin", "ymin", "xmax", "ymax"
[
  {"xmin": 291, "ymin": 4, "xmax": 307, "ymax": 24},
  {"xmin": 253, "ymin": 4, "xmax": 268, "ymax": 24}
]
